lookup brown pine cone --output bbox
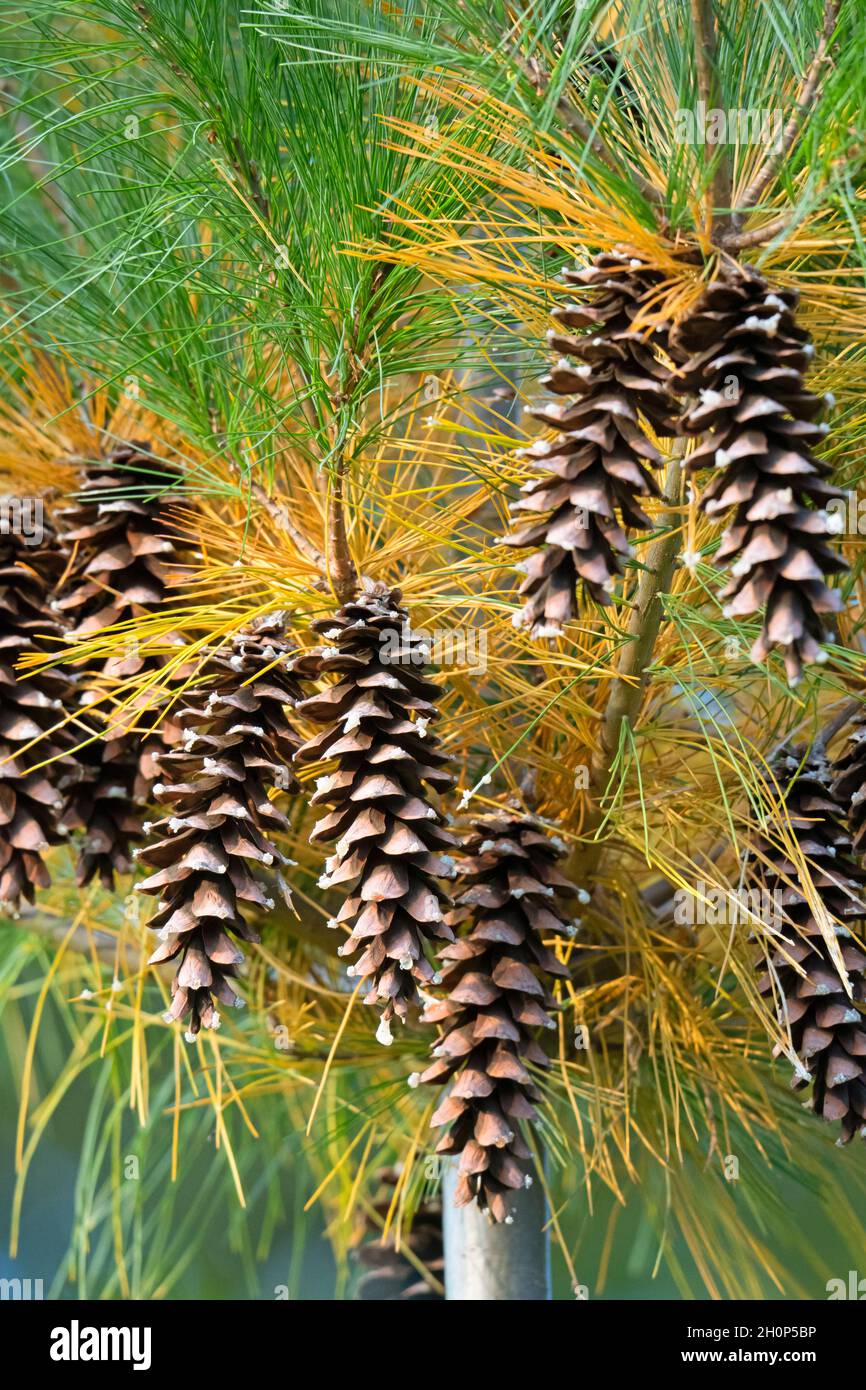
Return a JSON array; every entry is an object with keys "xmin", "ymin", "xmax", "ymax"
[
  {"xmin": 55, "ymin": 442, "xmax": 186, "ymax": 885},
  {"xmin": 671, "ymin": 265, "xmax": 843, "ymax": 684},
  {"xmin": 752, "ymin": 747, "xmax": 866, "ymax": 1143},
  {"xmin": 54, "ymin": 442, "xmax": 181, "ymax": 640},
  {"xmin": 831, "ymin": 711, "xmax": 866, "ymax": 857},
  {"xmin": 0, "ymin": 521, "xmax": 78, "ymax": 909},
  {"xmin": 501, "ymin": 248, "xmax": 676, "ymax": 635},
  {"xmin": 354, "ymin": 1166, "xmax": 444, "ymax": 1301},
  {"xmin": 294, "ymin": 581, "xmax": 456, "ymax": 1042},
  {"xmin": 418, "ymin": 809, "xmax": 580, "ymax": 1222},
  {"xmin": 137, "ymin": 617, "xmax": 303, "ymax": 1036}
]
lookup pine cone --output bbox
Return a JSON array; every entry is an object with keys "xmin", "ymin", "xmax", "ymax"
[
  {"xmin": 831, "ymin": 712, "xmax": 866, "ymax": 857},
  {"xmin": 501, "ymin": 249, "xmax": 676, "ymax": 635},
  {"xmin": 671, "ymin": 265, "xmax": 843, "ymax": 684},
  {"xmin": 354, "ymin": 1167, "xmax": 444, "ymax": 1301},
  {"xmin": 0, "ymin": 522, "xmax": 78, "ymax": 909},
  {"xmin": 55, "ymin": 442, "xmax": 186, "ymax": 885},
  {"xmin": 419, "ymin": 810, "xmax": 578, "ymax": 1222},
  {"xmin": 56, "ymin": 732, "xmax": 141, "ymax": 888},
  {"xmin": 752, "ymin": 747, "xmax": 866, "ymax": 1143},
  {"xmin": 137, "ymin": 618, "xmax": 303, "ymax": 1036},
  {"xmin": 294, "ymin": 582, "xmax": 456, "ymax": 1041},
  {"xmin": 55, "ymin": 442, "xmax": 181, "ymax": 640}
]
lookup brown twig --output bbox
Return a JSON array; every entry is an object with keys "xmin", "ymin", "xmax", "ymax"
[
  {"xmin": 248, "ymin": 476, "xmax": 328, "ymax": 574},
  {"xmin": 690, "ymin": 0, "xmax": 737, "ymax": 239},
  {"xmin": 717, "ymin": 214, "xmax": 793, "ymax": 252},
  {"xmin": 571, "ymin": 442, "xmax": 687, "ymax": 883},
  {"xmin": 326, "ymin": 454, "xmax": 359, "ymax": 602},
  {"xmin": 817, "ymin": 696, "xmax": 863, "ymax": 750},
  {"xmin": 724, "ymin": 0, "xmax": 841, "ymax": 231},
  {"xmin": 230, "ymin": 136, "xmax": 270, "ymax": 221},
  {"xmin": 591, "ymin": 447, "xmax": 686, "ymax": 788}
]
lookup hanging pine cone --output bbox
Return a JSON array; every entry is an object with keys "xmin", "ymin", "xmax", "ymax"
[
  {"xmin": 501, "ymin": 249, "xmax": 677, "ymax": 635},
  {"xmin": 418, "ymin": 809, "xmax": 579, "ymax": 1223},
  {"xmin": 137, "ymin": 617, "xmax": 303, "ymax": 1037},
  {"xmin": 354, "ymin": 1166, "xmax": 444, "ymax": 1301},
  {"xmin": 831, "ymin": 710, "xmax": 866, "ymax": 857},
  {"xmin": 752, "ymin": 747, "xmax": 866, "ymax": 1143},
  {"xmin": 671, "ymin": 265, "xmax": 844, "ymax": 684},
  {"xmin": 294, "ymin": 581, "xmax": 456, "ymax": 1042},
  {"xmin": 55, "ymin": 442, "xmax": 186, "ymax": 886},
  {"xmin": 0, "ymin": 518, "xmax": 78, "ymax": 909}
]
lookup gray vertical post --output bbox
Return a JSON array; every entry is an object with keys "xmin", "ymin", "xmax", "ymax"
[
  {"xmin": 440, "ymin": 318, "xmax": 551, "ymax": 1301},
  {"xmin": 442, "ymin": 1161, "xmax": 552, "ymax": 1300}
]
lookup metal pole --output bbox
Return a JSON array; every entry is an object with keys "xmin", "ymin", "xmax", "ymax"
[
  {"xmin": 441, "ymin": 313, "xmax": 551, "ymax": 1302},
  {"xmin": 442, "ymin": 1162, "xmax": 552, "ymax": 1300}
]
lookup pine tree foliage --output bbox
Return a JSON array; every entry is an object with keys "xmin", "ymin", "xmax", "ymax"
[{"xmin": 1, "ymin": 0, "xmax": 866, "ymax": 1299}]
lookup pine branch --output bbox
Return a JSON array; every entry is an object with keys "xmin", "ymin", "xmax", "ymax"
[
  {"xmin": 718, "ymin": 214, "xmax": 793, "ymax": 252},
  {"xmin": 229, "ymin": 135, "xmax": 270, "ymax": 221},
  {"xmin": 250, "ymin": 477, "xmax": 328, "ymax": 576},
  {"xmin": 726, "ymin": 0, "xmax": 841, "ymax": 226},
  {"xmin": 574, "ymin": 444, "xmax": 686, "ymax": 880},
  {"xmin": 593, "ymin": 448, "xmax": 686, "ymax": 780},
  {"xmin": 690, "ymin": 0, "xmax": 736, "ymax": 238},
  {"xmin": 326, "ymin": 454, "xmax": 359, "ymax": 602}
]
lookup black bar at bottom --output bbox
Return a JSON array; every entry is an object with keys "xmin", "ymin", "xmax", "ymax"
[{"xmin": 0, "ymin": 1294, "xmax": 857, "ymax": 1375}]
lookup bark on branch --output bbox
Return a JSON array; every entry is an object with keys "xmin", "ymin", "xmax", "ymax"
[
  {"xmin": 690, "ymin": 0, "xmax": 736, "ymax": 238},
  {"xmin": 326, "ymin": 455, "xmax": 359, "ymax": 603},
  {"xmin": 717, "ymin": 214, "xmax": 793, "ymax": 253},
  {"xmin": 592, "ymin": 448, "xmax": 685, "ymax": 786}
]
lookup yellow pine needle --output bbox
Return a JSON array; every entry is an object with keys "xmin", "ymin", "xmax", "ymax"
[{"xmin": 305, "ymin": 982, "xmax": 361, "ymax": 1138}]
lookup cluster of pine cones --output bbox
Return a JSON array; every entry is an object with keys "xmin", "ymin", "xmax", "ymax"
[
  {"xmin": 0, "ymin": 445, "xmax": 582, "ymax": 1221},
  {"xmin": 505, "ymin": 251, "xmax": 842, "ymax": 685},
  {"xmin": 501, "ymin": 245, "xmax": 865, "ymax": 1153},
  {"xmin": 2, "ymin": 243, "xmax": 865, "ymax": 1233},
  {"xmin": 1, "ymin": 443, "xmax": 180, "ymax": 909}
]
